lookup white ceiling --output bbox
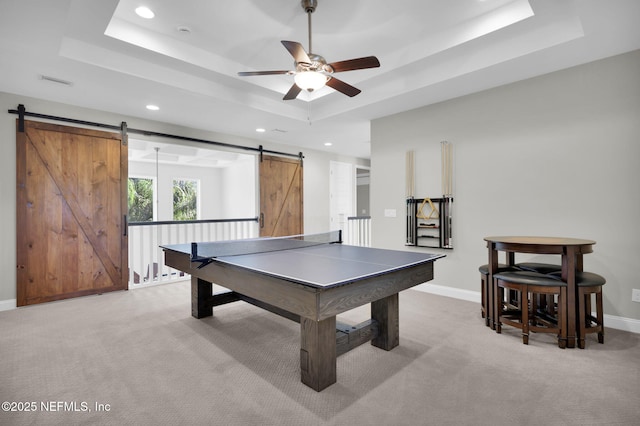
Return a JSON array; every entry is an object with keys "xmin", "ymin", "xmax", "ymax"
[
  {"xmin": 1, "ymin": 0, "xmax": 639, "ymax": 159},
  {"xmin": 127, "ymin": 137, "xmax": 255, "ymax": 168}
]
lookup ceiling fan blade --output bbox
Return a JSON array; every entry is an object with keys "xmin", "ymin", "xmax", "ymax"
[
  {"xmin": 328, "ymin": 56, "xmax": 380, "ymax": 73},
  {"xmin": 238, "ymin": 70, "xmax": 291, "ymax": 76},
  {"xmin": 283, "ymin": 83, "xmax": 303, "ymax": 100},
  {"xmin": 326, "ymin": 77, "xmax": 361, "ymax": 97},
  {"xmin": 281, "ymin": 40, "xmax": 311, "ymax": 64}
]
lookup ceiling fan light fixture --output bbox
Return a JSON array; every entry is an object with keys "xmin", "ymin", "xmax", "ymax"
[
  {"xmin": 294, "ymin": 71, "xmax": 327, "ymax": 92},
  {"xmin": 237, "ymin": 0, "xmax": 379, "ymax": 100}
]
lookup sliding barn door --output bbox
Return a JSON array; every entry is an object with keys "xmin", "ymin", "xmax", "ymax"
[
  {"xmin": 259, "ymin": 155, "xmax": 303, "ymax": 237},
  {"xmin": 16, "ymin": 120, "xmax": 128, "ymax": 306}
]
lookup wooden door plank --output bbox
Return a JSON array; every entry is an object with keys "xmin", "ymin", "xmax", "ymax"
[
  {"xmin": 106, "ymin": 136, "xmax": 123, "ymax": 268},
  {"xmin": 76, "ymin": 137, "xmax": 96, "ymax": 291},
  {"xmin": 60, "ymin": 134, "xmax": 80, "ymax": 293},
  {"xmin": 89, "ymin": 136, "xmax": 112, "ymax": 290},
  {"xmin": 28, "ymin": 139, "xmax": 58, "ymax": 299}
]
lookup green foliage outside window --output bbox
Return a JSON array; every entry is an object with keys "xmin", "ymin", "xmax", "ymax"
[
  {"xmin": 128, "ymin": 178, "xmax": 154, "ymax": 222},
  {"xmin": 173, "ymin": 179, "xmax": 198, "ymax": 221}
]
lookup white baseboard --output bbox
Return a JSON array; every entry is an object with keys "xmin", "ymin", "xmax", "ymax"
[
  {"xmin": 418, "ymin": 283, "xmax": 481, "ymax": 304},
  {"xmin": 602, "ymin": 315, "xmax": 640, "ymax": 334},
  {"xmin": 0, "ymin": 299, "xmax": 17, "ymax": 312},
  {"xmin": 417, "ymin": 284, "xmax": 640, "ymax": 334}
]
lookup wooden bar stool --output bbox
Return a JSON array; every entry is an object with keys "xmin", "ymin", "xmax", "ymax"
[
  {"xmin": 516, "ymin": 263, "xmax": 562, "ymax": 317},
  {"xmin": 494, "ymin": 271, "xmax": 567, "ymax": 348},
  {"xmin": 550, "ymin": 271, "xmax": 605, "ymax": 349},
  {"xmin": 479, "ymin": 264, "xmax": 518, "ymax": 327}
]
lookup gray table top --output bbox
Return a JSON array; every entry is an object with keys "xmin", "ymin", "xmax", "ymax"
[{"xmin": 163, "ymin": 242, "xmax": 443, "ymax": 288}]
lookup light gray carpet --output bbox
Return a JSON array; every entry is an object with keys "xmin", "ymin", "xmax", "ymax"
[{"xmin": 1, "ymin": 281, "xmax": 638, "ymax": 426}]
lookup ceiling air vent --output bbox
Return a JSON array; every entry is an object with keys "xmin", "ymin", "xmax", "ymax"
[{"xmin": 39, "ymin": 75, "xmax": 73, "ymax": 87}]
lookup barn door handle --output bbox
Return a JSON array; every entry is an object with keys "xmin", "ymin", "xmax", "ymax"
[
  {"xmin": 259, "ymin": 213, "xmax": 264, "ymax": 228},
  {"xmin": 123, "ymin": 215, "xmax": 128, "ymax": 236}
]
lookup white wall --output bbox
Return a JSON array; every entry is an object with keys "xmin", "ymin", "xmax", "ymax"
[
  {"xmin": 0, "ymin": 91, "xmax": 367, "ymax": 304},
  {"xmin": 371, "ymin": 50, "xmax": 640, "ymax": 322}
]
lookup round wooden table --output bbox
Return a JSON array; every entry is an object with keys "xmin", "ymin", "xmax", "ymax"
[{"xmin": 484, "ymin": 236, "xmax": 596, "ymax": 348}]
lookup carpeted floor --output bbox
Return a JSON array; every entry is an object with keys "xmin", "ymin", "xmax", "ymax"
[{"xmin": 1, "ymin": 281, "xmax": 638, "ymax": 426}]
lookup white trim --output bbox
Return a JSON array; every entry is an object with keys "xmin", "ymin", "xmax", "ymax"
[
  {"xmin": 0, "ymin": 299, "xmax": 17, "ymax": 312},
  {"xmin": 603, "ymin": 315, "xmax": 640, "ymax": 334},
  {"xmin": 418, "ymin": 283, "xmax": 481, "ymax": 304},
  {"xmin": 417, "ymin": 284, "xmax": 640, "ymax": 334}
]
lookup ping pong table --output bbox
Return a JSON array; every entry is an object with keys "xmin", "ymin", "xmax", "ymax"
[{"xmin": 162, "ymin": 231, "xmax": 443, "ymax": 391}]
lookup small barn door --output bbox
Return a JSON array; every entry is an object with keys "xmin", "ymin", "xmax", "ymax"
[
  {"xmin": 16, "ymin": 120, "xmax": 128, "ymax": 306},
  {"xmin": 259, "ymin": 155, "xmax": 303, "ymax": 237}
]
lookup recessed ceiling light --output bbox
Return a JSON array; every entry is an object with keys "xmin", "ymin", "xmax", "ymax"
[
  {"xmin": 324, "ymin": 142, "xmax": 333, "ymax": 146},
  {"xmin": 135, "ymin": 6, "xmax": 155, "ymax": 19},
  {"xmin": 146, "ymin": 104, "xmax": 160, "ymax": 111},
  {"xmin": 255, "ymin": 128, "xmax": 266, "ymax": 133}
]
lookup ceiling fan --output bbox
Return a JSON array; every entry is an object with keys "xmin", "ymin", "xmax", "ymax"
[{"xmin": 237, "ymin": 0, "xmax": 380, "ymax": 100}]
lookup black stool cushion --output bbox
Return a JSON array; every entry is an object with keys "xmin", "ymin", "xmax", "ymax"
[
  {"xmin": 516, "ymin": 262, "xmax": 562, "ymax": 274},
  {"xmin": 548, "ymin": 271, "xmax": 606, "ymax": 287},
  {"xmin": 494, "ymin": 270, "xmax": 566, "ymax": 287}
]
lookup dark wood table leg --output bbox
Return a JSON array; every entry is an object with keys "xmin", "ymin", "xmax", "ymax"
[
  {"xmin": 506, "ymin": 251, "xmax": 515, "ymax": 266},
  {"xmin": 505, "ymin": 251, "xmax": 518, "ymax": 318},
  {"xmin": 563, "ymin": 249, "xmax": 577, "ymax": 348},
  {"xmin": 191, "ymin": 276, "xmax": 213, "ymax": 318},
  {"xmin": 300, "ymin": 316, "xmax": 337, "ymax": 391},
  {"xmin": 488, "ymin": 244, "xmax": 499, "ymax": 330},
  {"xmin": 371, "ymin": 293, "xmax": 400, "ymax": 350}
]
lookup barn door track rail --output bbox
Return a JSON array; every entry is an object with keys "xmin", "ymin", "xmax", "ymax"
[{"xmin": 9, "ymin": 104, "xmax": 303, "ymax": 161}]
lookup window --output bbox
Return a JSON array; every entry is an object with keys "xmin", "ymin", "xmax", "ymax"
[
  {"xmin": 173, "ymin": 178, "xmax": 199, "ymax": 220},
  {"xmin": 128, "ymin": 177, "xmax": 154, "ymax": 222}
]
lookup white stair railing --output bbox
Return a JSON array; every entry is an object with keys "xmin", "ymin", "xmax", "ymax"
[
  {"xmin": 128, "ymin": 218, "xmax": 259, "ymax": 288},
  {"xmin": 345, "ymin": 216, "xmax": 371, "ymax": 247}
]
